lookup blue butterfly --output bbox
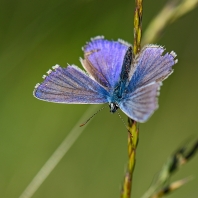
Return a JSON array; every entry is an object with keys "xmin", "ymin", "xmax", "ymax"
[{"xmin": 33, "ymin": 36, "xmax": 177, "ymax": 122}]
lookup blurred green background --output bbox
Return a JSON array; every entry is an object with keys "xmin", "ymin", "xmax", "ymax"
[{"xmin": 0, "ymin": 0, "xmax": 198, "ymax": 198}]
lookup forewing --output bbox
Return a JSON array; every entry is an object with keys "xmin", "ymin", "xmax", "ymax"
[
  {"xmin": 33, "ymin": 65, "xmax": 109, "ymax": 104},
  {"xmin": 80, "ymin": 54, "xmax": 109, "ymax": 89},
  {"xmin": 82, "ymin": 36, "xmax": 131, "ymax": 89},
  {"xmin": 120, "ymin": 82, "xmax": 161, "ymax": 122},
  {"xmin": 128, "ymin": 45, "xmax": 177, "ymax": 92}
]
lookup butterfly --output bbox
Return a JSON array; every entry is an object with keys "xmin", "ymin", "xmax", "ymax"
[{"xmin": 33, "ymin": 36, "xmax": 177, "ymax": 122}]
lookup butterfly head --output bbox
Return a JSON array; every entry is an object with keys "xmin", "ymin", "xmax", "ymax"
[{"xmin": 109, "ymin": 102, "xmax": 119, "ymax": 113}]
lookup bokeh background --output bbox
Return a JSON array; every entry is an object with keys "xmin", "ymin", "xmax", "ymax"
[{"xmin": 0, "ymin": 0, "xmax": 198, "ymax": 198}]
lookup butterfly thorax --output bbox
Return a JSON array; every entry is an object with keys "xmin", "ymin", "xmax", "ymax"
[{"xmin": 109, "ymin": 79, "xmax": 127, "ymax": 113}]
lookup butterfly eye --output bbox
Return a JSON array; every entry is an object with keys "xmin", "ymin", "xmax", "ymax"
[{"xmin": 109, "ymin": 103, "xmax": 119, "ymax": 113}]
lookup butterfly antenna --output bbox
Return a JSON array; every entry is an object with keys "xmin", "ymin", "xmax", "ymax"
[
  {"xmin": 116, "ymin": 111, "xmax": 132, "ymax": 136},
  {"xmin": 80, "ymin": 106, "xmax": 107, "ymax": 127}
]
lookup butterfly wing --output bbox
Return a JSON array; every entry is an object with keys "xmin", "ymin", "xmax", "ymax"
[
  {"xmin": 120, "ymin": 82, "xmax": 161, "ymax": 122},
  {"xmin": 33, "ymin": 65, "xmax": 109, "ymax": 104},
  {"xmin": 127, "ymin": 45, "xmax": 177, "ymax": 93},
  {"xmin": 81, "ymin": 36, "xmax": 131, "ymax": 89},
  {"xmin": 120, "ymin": 45, "xmax": 177, "ymax": 122}
]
